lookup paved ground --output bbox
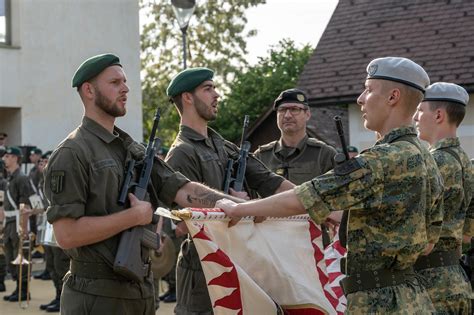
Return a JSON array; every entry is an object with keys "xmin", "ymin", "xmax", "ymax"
[{"xmin": 0, "ymin": 259, "xmax": 175, "ymax": 314}]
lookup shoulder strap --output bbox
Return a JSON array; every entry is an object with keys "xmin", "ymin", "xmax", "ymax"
[{"xmin": 6, "ymin": 188, "xmax": 18, "ymax": 210}]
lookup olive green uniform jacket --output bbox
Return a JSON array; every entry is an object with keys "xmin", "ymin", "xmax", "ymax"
[
  {"xmin": 254, "ymin": 135, "xmax": 336, "ymax": 184},
  {"xmin": 417, "ymin": 137, "xmax": 474, "ymax": 314},
  {"xmin": 44, "ymin": 116, "xmax": 189, "ymax": 315},
  {"xmin": 166, "ymin": 125, "xmax": 285, "ymax": 314},
  {"xmin": 295, "ymin": 126, "xmax": 443, "ymax": 314}
]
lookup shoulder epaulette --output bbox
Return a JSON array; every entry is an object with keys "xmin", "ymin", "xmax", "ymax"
[{"xmin": 257, "ymin": 141, "xmax": 277, "ymax": 152}]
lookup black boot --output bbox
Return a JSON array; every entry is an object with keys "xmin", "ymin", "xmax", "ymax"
[
  {"xmin": 3, "ymin": 288, "xmax": 18, "ymax": 301},
  {"xmin": 9, "ymin": 280, "xmax": 29, "ymax": 302},
  {"xmin": 0, "ymin": 276, "xmax": 5, "ymax": 292},
  {"xmin": 163, "ymin": 288, "xmax": 176, "ymax": 303},
  {"xmin": 159, "ymin": 290, "xmax": 170, "ymax": 301},
  {"xmin": 46, "ymin": 300, "xmax": 60, "ymax": 312},
  {"xmin": 40, "ymin": 298, "xmax": 58, "ymax": 310}
]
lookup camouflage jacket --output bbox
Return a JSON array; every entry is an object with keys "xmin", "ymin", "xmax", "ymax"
[
  {"xmin": 295, "ymin": 126, "xmax": 444, "ymax": 273},
  {"xmin": 431, "ymin": 137, "xmax": 474, "ymax": 252}
]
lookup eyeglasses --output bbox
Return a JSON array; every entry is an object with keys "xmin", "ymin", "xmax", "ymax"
[{"xmin": 276, "ymin": 106, "xmax": 308, "ymax": 115}]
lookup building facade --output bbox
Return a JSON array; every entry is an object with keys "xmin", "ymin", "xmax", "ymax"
[{"xmin": 0, "ymin": 0, "xmax": 143, "ymax": 152}]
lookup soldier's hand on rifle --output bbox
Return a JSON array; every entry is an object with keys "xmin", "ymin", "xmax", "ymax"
[
  {"xmin": 128, "ymin": 193, "xmax": 153, "ymax": 226},
  {"xmin": 229, "ymin": 188, "xmax": 250, "ymax": 201}
]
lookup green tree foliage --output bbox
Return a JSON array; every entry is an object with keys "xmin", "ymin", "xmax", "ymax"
[
  {"xmin": 140, "ymin": 0, "xmax": 265, "ymax": 145},
  {"xmin": 211, "ymin": 39, "xmax": 313, "ymax": 141}
]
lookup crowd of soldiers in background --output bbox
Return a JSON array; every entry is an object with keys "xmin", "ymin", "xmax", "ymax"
[{"xmin": 0, "ymin": 133, "xmax": 65, "ymax": 312}]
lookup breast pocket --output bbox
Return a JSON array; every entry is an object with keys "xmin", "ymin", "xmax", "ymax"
[
  {"xmin": 90, "ymin": 159, "xmax": 121, "ymax": 197},
  {"xmin": 289, "ymin": 163, "xmax": 318, "ymax": 183}
]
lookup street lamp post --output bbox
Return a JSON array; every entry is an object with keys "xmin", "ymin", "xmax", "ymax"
[{"xmin": 171, "ymin": 0, "xmax": 196, "ymax": 70}]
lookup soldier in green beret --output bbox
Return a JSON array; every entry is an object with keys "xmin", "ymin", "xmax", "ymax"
[
  {"xmin": 1, "ymin": 146, "xmax": 34, "ymax": 302},
  {"xmin": 413, "ymin": 82, "xmax": 474, "ymax": 314},
  {"xmin": 43, "ymin": 54, "xmax": 249, "ymax": 314},
  {"xmin": 217, "ymin": 57, "xmax": 445, "ymax": 313},
  {"xmin": 166, "ymin": 67, "xmax": 295, "ymax": 314}
]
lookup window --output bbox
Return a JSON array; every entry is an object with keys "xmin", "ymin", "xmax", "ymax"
[{"xmin": 0, "ymin": 0, "xmax": 10, "ymax": 44}]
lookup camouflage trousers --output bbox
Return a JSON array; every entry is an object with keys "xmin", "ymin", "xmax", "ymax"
[
  {"xmin": 416, "ymin": 264, "xmax": 473, "ymax": 315},
  {"xmin": 346, "ymin": 278, "xmax": 435, "ymax": 314}
]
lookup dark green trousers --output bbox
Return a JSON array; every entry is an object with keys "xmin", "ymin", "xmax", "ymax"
[{"xmin": 61, "ymin": 285, "xmax": 155, "ymax": 315}]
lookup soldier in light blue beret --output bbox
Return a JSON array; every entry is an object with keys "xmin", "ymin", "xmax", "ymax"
[
  {"xmin": 216, "ymin": 57, "xmax": 444, "ymax": 314},
  {"xmin": 414, "ymin": 82, "xmax": 474, "ymax": 314}
]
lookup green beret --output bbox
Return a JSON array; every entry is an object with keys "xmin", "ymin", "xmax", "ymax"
[
  {"xmin": 5, "ymin": 146, "xmax": 22, "ymax": 157},
  {"xmin": 167, "ymin": 67, "xmax": 214, "ymax": 97},
  {"xmin": 72, "ymin": 53, "xmax": 122, "ymax": 88},
  {"xmin": 347, "ymin": 146, "xmax": 358, "ymax": 153},
  {"xmin": 42, "ymin": 150, "xmax": 53, "ymax": 159},
  {"xmin": 423, "ymin": 82, "xmax": 469, "ymax": 106},
  {"xmin": 274, "ymin": 88, "xmax": 308, "ymax": 109},
  {"xmin": 30, "ymin": 148, "xmax": 42, "ymax": 155},
  {"xmin": 366, "ymin": 57, "xmax": 429, "ymax": 92}
]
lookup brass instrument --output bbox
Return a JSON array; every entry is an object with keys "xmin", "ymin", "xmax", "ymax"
[{"xmin": 11, "ymin": 203, "xmax": 33, "ymax": 309}]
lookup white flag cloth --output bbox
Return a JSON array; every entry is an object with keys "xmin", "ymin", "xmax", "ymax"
[{"xmin": 177, "ymin": 208, "xmax": 347, "ymax": 315}]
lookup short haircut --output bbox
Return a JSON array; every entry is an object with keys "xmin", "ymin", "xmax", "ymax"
[
  {"xmin": 428, "ymin": 101, "xmax": 466, "ymax": 127},
  {"xmin": 383, "ymin": 81, "xmax": 424, "ymax": 114},
  {"xmin": 171, "ymin": 95, "xmax": 184, "ymax": 114}
]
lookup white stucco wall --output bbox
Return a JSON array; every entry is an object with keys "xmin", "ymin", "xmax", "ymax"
[
  {"xmin": 0, "ymin": 0, "xmax": 142, "ymax": 151},
  {"xmin": 348, "ymin": 97, "xmax": 474, "ymax": 158}
]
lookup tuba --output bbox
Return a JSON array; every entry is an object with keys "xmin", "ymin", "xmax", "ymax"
[{"xmin": 11, "ymin": 203, "xmax": 33, "ymax": 309}]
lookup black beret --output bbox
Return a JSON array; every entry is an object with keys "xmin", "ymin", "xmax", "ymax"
[
  {"xmin": 274, "ymin": 88, "xmax": 308, "ymax": 109},
  {"xmin": 72, "ymin": 53, "xmax": 122, "ymax": 88},
  {"xmin": 167, "ymin": 67, "xmax": 214, "ymax": 97}
]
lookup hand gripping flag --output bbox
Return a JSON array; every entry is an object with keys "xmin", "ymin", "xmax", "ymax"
[{"xmin": 166, "ymin": 208, "xmax": 347, "ymax": 315}]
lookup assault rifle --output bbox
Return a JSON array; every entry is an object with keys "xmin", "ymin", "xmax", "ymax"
[
  {"xmin": 334, "ymin": 116, "xmax": 350, "ymax": 249},
  {"xmin": 114, "ymin": 109, "xmax": 161, "ymax": 282},
  {"xmin": 223, "ymin": 115, "xmax": 251, "ymax": 193}
]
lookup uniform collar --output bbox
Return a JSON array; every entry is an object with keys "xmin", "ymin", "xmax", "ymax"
[
  {"xmin": 431, "ymin": 137, "xmax": 460, "ymax": 151},
  {"xmin": 179, "ymin": 125, "xmax": 224, "ymax": 147},
  {"xmin": 81, "ymin": 116, "xmax": 121, "ymax": 144},
  {"xmin": 275, "ymin": 134, "xmax": 308, "ymax": 154},
  {"xmin": 376, "ymin": 126, "xmax": 417, "ymax": 145},
  {"xmin": 7, "ymin": 167, "xmax": 21, "ymax": 179}
]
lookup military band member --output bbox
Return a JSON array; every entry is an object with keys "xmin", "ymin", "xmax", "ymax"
[
  {"xmin": 217, "ymin": 57, "xmax": 444, "ymax": 313},
  {"xmin": 0, "ymin": 176, "xmax": 7, "ymax": 292},
  {"xmin": 165, "ymin": 67, "xmax": 295, "ymax": 314},
  {"xmin": 413, "ymin": 82, "xmax": 474, "ymax": 314},
  {"xmin": 44, "ymin": 54, "xmax": 248, "ymax": 315},
  {"xmin": 1, "ymin": 146, "xmax": 33, "ymax": 302}
]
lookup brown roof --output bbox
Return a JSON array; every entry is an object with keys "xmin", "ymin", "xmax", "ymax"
[{"xmin": 298, "ymin": 0, "xmax": 474, "ymax": 105}]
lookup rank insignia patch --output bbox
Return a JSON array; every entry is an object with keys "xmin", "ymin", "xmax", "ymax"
[{"xmin": 50, "ymin": 171, "xmax": 65, "ymax": 194}]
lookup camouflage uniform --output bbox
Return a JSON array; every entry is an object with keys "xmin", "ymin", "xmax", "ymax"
[
  {"xmin": 416, "ymin": 138, "xmax": 474, "ymax": 314},
  {"xmin": 254, "ymin": 135, "xmax": 336, "ymax": 184},
  {"xmin": 166, "ymin": 125, "xmax": 285, "ymax": 315},
  {"xmin": 295, "ymin": 126, "xmax": 443, "ymax": 314}
]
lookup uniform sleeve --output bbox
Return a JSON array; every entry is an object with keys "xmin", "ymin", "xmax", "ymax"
[
  {"xmin": 44, "ymin": 147, "xmax": 88, "ymax": 223},
  {"xmin": 463, "ymin": 164, "xmax": 474, "ymax": 236},
  {"xmin": 294, "ymin": 152, "xmax": 383, "ymax": 224},
  {"xmin": 465, "ymin": 199, "xmax": 474, "ymax": 236},
  {"xmin": 320, "ymin": 145, "xmax": 337, "ymax": 173},
  {"xmin": 427, "ymin": 152, "xmax": 447, "ymax": 244},
  {"xmin": 165, "ymin": 143, "xmax": 203, "ymax": 183},
  {"xmin": 151, "ymin": 158, "xmax": 190, "ymax": 207},
  {"xmin": 17, "ymin": 176, "xmax": 34, "ymax": 206},
  {"xmin": 245, "ymin": 153, "xmax": 285, "ymax": 197}
]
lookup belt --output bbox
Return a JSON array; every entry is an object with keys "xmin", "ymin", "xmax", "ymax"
[
  {"xmin": 340, "ymin": 267, "xmax": 415, "ymax": 296},
  {"xmin": 414, "ymin": 250, "xmax": 460, "ymax": 271},
  {"xmin": 70, "ymin": 260, "xmax": 126, "ymax": 281}
]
